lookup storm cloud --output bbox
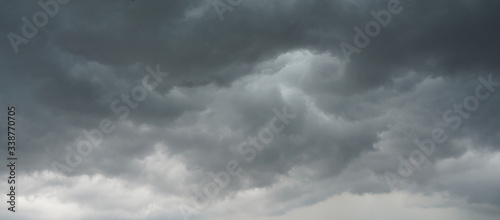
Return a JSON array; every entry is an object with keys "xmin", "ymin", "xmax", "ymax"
[{"xmin": 1, "ymin": 0, "xmax": 499, "ymax": 219}]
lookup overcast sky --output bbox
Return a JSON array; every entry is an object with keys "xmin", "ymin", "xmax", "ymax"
[{"xmin": 1, "ymin": 0, "xmax": 500, "ymax": 219}]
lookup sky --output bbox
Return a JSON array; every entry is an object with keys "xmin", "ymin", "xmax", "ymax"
[{"xmin": 1, "ymin": 0, "xmax": 500, "ymax": 219}]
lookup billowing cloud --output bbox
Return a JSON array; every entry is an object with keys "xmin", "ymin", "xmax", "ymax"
[{"xmin": 1, "ymin": 0, "xmax": 499, "ymax": 219}]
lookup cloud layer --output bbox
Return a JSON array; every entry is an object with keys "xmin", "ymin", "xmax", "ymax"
[{"xmin": 1, "ymin": 0, "xmax": 500, "ymax": 219}]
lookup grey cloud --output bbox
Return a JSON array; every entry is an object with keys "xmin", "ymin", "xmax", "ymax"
[{"xmin": 1, "ymin": 0, "xmax": 500, "ymax": 219}]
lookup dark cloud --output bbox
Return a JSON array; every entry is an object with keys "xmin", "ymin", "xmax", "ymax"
[{"xmin": 1, "ymin": 0, "xmax": 500, "ymax": 219}]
